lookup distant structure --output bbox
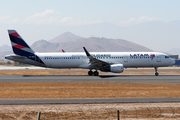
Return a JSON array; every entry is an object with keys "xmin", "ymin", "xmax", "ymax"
[
  {"xmin": 169, "ymin": 55, "xmax": 180, "ymax": 66},
  {"xmin": 166, "ymin": 54, "xmax": 179, "ymax": 66},
  {"xmin": 169, "ymin": 55, "xmax": 179, "ymax": 60},
  {"xmin": 174, "ymin": 60, "xmax": 180, "ymax": 66}
]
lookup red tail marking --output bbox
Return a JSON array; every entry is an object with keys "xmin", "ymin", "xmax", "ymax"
[
  {"xmin": 13, "ymin": 45, "xmax": 26, "ymax": 49},
  {"xmin": 9, "ymin": 32, "xmax": 20, "ymax": 37},
  {"xmin": 62, "ymin": 49, "xmax": 65, "ymax": 53}
]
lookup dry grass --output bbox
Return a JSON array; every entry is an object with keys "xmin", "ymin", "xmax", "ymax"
[
  {"xmin": 0, "ymin": 71, "xmax": 91, "ymax": 75},
  {"xmin": 0, "ymin": 82, "xmax": 180, "ymax": 99},
  {"xmin": 0, "ymin": 70, "xmax": 179, "ymax": 99}
]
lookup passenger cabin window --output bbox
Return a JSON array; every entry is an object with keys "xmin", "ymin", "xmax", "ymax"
[{"xmin": 165, "ymin": 56, "xmax": 169, "ymax": 58}]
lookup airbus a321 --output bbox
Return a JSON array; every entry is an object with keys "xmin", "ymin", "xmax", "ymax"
[{"xmin": 5, "ymin": 30, "xmax": 175, "ymax": 76}]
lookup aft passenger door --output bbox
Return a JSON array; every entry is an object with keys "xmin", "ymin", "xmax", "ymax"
[{"xmin": 124, "ymin": 56, "xmax": 128, "ymax": 62}]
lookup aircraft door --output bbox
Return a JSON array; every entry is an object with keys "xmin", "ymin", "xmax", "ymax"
[
  {"xmin": 156, "ymin": 56, "xmax": 161, "ymax": 62},
  {"xmin": 124, "ymin": 56, "xmax": 128, "ymax": 62}
]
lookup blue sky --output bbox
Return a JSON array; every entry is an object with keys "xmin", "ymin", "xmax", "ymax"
[{"xmin": 1, "ymin": 0, "xmax": 180, "ymax": 52}]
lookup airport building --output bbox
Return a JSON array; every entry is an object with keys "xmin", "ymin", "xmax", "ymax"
[
  {"xmin": 168, "ymin": 55, "xmax": 180, "ymax": 66},
  {"xmin": 169, "ymin": 55, "xmax": 179, "ymax": 60}
]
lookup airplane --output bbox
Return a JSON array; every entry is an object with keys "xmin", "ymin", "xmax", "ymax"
[{"xmin": 5, "ymin": 30, "xmax": 175, "ymax": 76}]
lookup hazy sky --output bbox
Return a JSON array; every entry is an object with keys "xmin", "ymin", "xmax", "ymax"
[{"xmin": 1, "ymin": 0, "xmax": 180, "ymax": 52}]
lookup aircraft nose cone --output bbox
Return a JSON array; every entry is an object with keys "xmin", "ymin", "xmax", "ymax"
[
  {"xmin": 173, "ymin": 60, "xmax": 176, "ymax": 64},
  {"xmin": 172, "ymin": 59, "xmax": 175, "ymax": 65}
]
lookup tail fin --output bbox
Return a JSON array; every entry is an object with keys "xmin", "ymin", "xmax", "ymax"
[
  {"xmin": 62, "ymin": 49, "xmax": 65, "ymax": 53},
  {"xmin": 8, "ymin": 30, "xmax": 34, "ymax": 57}
]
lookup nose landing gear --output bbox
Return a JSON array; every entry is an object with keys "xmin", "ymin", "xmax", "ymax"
[{"xmin": 154, "ymin": 67, "xmax": 159, "ymax": 76}]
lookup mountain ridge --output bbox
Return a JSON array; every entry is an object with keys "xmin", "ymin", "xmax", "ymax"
[
  {"xmin": 31, "ymin": 35, "xmax": 152, "ymax": 52},
  {"xmin": 49, "ymin": 32, "xmax": 83, "ymax": 43}
]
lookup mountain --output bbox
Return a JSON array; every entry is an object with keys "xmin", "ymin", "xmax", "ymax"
[
  {"xmin": 60, "ymin": 21, "xmax": 180, "ymax": 53},
  {"xmin": 31, "ymin": 36, "xmax": 152, "ymax": 52},
  {"xmin": 0, "ymin": 44, "xmax": 11, "ymax": 52},
  {"xmin": 57, "ymin": 37, "xmax": 152, "ymax": 52},
  {"xmin": 49, "ymin": 32, "xmax": 83, "ymax": 43},
  {"xmin": 0, "ymin": 51, "xmax": 13, "ymax": 60},
  {"xmin": 31, "ymin": 40, "xmax": 60, "ymax": 52}
]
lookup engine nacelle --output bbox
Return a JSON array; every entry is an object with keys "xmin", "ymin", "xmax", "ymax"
[
  {"xmin": 100, "ymin": 64, "xmax": 124, "ymax": 73},
  {"xmin": 110, "ymin": 64, "xmax": 124, "ymax": 73}
]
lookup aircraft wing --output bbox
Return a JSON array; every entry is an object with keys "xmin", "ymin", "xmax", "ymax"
[{"xmin": 83, "ymin": 47, "xmax": 110, "ymax": 69}]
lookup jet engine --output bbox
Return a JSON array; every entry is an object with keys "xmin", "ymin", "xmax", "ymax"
[{"xmin": 100, "ymin": 64, "xmax": 124, "ymax": 73}]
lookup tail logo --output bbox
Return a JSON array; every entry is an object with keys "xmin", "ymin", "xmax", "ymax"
[
  {"xmin": 13, "ymin": 44, "xmax": 26, "ymax": 49},
  {"xmin": 8, "ymin": 30, "xmax": 45, "ymax": 65},
  {"xmin": 8, "ymin": 30, "xmax": 34, "ymax": 54},
  {"xmin": 9, "ymin": 32, "xmax": 20, "ymax": 38}
]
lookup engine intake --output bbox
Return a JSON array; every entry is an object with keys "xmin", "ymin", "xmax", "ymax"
[{"xmin": 110, "ymin": 64, "xmax": 124, "ymax": 73}]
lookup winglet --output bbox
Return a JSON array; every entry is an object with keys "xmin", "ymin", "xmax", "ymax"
[{"xmin": 83, "ymin": 47, "xmax": 91, "ymax": 56}]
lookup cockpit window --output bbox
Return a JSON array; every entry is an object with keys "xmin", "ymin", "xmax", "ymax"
[{"xmin": 165, "ymin": 56, "xmax": 169, "ymax": 58}]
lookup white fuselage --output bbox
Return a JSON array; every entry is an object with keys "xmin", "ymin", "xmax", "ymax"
[{"xmin": 6, "ymin": 52, "xmax": 175, "ymax": 69}]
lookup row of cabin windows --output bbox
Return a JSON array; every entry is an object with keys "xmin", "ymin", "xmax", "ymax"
[
  {"xmin": 45, "ymin": 57, "xmax": 80, "ymax": 59},
  {"xmin": 44, "ymin": 56, "xmax": 169, "ymax": 60},
  {"xmin": 44, "ymin": 56, "xmax": 158, "ymax": 60},
  {"xmin": 95, "ymin": 57, "xmax": 124, "ymax": 59},
  {"xmin": 44, "ymin": 57, "xmax": 124, "ymax": 60}
]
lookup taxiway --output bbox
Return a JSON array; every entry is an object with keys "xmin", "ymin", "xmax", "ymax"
[
  {"xmin": 0, "ymin": 75, "xmax": 179, "ymax": 83},
  {"xmin": 0, "ymin": 98, "xmax": 180, "ymax": 105}
]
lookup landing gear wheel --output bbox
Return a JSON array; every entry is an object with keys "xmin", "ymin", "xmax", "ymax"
[
  {"xmin": 155, "ymin": 72, "xmax": 159, "ymax": 76},
  {"xmin": 94, "ymin": 71, "xmax": 99, "ymax": 76},
  {"xmin": 88, "ymin": 71, "xmax": 93, "ymax": 76},
  {"xmin": 154, "ymin": 67, "xmax": 159, "ymax": 76}
]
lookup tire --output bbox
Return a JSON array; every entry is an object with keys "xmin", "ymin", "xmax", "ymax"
[
  {"xmin": 88, "ymin": 71, "xmax": 93, "ymax": 76},
  {"xmin": 155, "ymin": 72, "xmax": 159, "ymax": 76},
  {"xmin": 94, "ymin": 71, "xmax": 99, "ymax": 76}
]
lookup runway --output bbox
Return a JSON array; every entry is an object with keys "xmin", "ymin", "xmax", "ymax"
[
  {"xmin": 0, "ymin": 75, "xmax": 180, "ymax": 83},
  {"xmin": 0, "ymin": 98, "xmax": 180, "ymax": 105}
]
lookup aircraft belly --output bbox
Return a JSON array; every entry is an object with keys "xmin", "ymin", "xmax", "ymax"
[
  {"xmin": 7, "ymin": 57, "xmax": 45, "ymax": 67},
  {"xmin": 123, "ymin": 59, "xmax": 165, "ymax": 67},
  {"xmin": 44, "ymin": 60, "xmax": 82, "ymax": 68}
]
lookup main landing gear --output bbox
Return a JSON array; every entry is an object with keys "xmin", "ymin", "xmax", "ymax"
[
  {"xmin": 88, "ymin": 70, "xmax": 99, "ymax": 76},
  {"xmin": 154, "ymin": 67, "xmax": 159, "ymax": 76}
]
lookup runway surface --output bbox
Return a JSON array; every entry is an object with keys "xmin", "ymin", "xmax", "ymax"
[
  {"xmin": 0, "ymin": 75, "xmax": 180, "ymax": 83},
  {"xmin": 1, "ymin": 98, "xmax": 180, "ymax": 105}
]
